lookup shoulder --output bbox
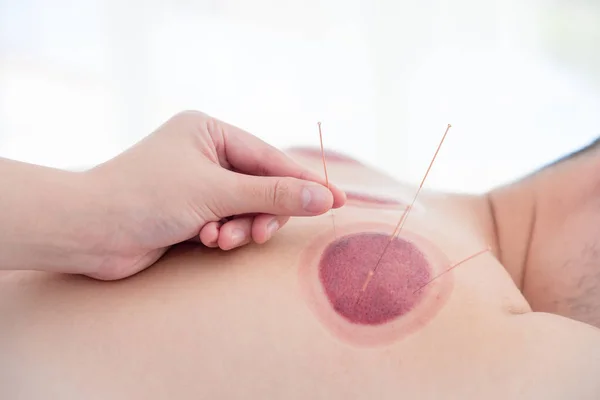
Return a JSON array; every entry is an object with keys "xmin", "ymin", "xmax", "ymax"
[{"xmin": 488, "ymin": 149, "xmax": 600, "ymax": 329}]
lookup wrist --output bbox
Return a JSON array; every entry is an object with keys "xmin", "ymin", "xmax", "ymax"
[
  {"xmin": 0, "ymin": 161, "xmax": 117, "ymax": 275},
  {"xmin": 61, "ymin": 168, "xmax": 141, "ymax": 276},
  {"xmin": 59, "ymin": 170, "xmax": 121, "ymax": 275},
  {"xmin": 35, "ymin": 169, "xmax": 116, "ymax": 275}
]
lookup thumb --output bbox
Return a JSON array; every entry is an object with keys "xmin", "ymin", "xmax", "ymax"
[{"xmin": 221, "ymin": 174, "xmax": 335, "ymax": 217}]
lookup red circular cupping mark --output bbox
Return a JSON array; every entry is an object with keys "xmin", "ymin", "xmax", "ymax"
[
  {"xmin": 298, "ymin": 223, "xmax": 453, "ymax": 347},
  {"xmin": 319, "ymin": 233, "xmax": 431, "ymax": 325}
]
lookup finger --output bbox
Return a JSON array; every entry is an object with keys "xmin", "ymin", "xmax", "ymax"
[
  {"xmin": 251, "ymin": 215, "xmax": 290, "ymax": 244},
  {"xmin": 199, "ymin": 221, "xmax": 221, "ymax": 248},
  {"xmin": 217, "ymin": 216, "xmax": 254, "ymax": 250},
  {"xmin": 205, "ymin": 117, "xmax": 346, "ymax": 208},
  {"xmin": 221, "ymin": 173, "xmax": 337, "ymax": 217}
]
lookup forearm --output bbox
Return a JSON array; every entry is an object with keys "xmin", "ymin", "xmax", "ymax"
[{"xmin": 0, "ymin": 158, "xmax": 108, "ymax": 274}]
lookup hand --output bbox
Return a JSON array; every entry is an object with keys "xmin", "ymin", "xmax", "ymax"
[{"xmin": 87, "ymin": 111, "xmax": 345, "ymax": 280}]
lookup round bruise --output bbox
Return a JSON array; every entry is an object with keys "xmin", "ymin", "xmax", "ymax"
[
  {"xmin": 319, "ymin": 233, "xmax": 430, "ymax": 325},
  {"xmin": 298, "ymin": 222, "xmax": 453, "ymax": 347}
]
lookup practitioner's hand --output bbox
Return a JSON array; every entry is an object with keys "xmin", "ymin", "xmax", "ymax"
[{"xmin": 87, "ymin": 111, "xmax": 345, "ymax": 280}]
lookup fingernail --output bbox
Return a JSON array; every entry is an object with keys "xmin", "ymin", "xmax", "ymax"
[
  {"xmin": 231, "ymin": 229, "xmax": 246, "ymax": 246},
  {"xmin": 266, "ymin": 219, "xmax": 279, "ymax": 239},
  {"xmin": 302, "ymin": 185, "xmax": 331, "ymax": 213}
]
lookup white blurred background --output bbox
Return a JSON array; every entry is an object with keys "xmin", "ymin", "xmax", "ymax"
[{"xmin": 0, "ymin": 0, "xmax": 599, "ymax": 193}]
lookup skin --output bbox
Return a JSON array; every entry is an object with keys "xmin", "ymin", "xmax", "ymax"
[
  {"xmin": 490, "ymin": 143, "xmax": 600, "ymax": 329},
  {"xmin": 0, "ymin": 111, "xmax": 346, "ymax": 280},
  {"xmin": 298, "ymin": 222, "xmax": 454, "ymax": 347},
  {"xmin": 2, "ymin": 143, "xmax": 600, "ymax": 399}
]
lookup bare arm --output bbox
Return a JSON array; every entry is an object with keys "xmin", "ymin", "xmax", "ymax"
[
  {"xmin": 0, "ymin": 158, "xmax": 107, "ymax": 274},
  {"xmin": 490, "ymin": 140, "xmax": 600, "ymax": 328},
  {"xmin": 0, "ymin": 112, "xmax": 346, "ymax": 279}
]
